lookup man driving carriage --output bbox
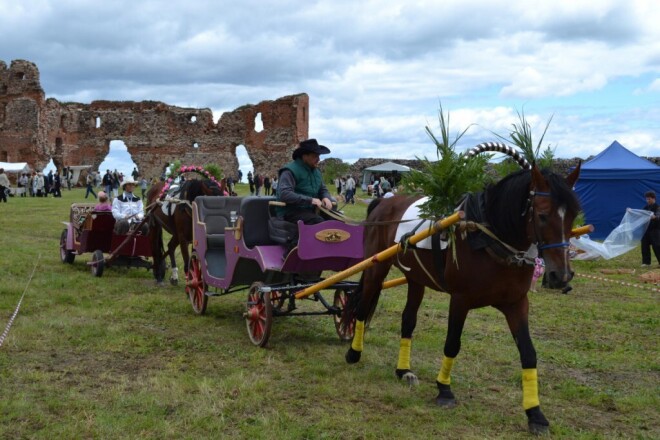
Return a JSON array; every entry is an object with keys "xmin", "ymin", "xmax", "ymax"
[
  {"xmin": 112, "ymin": 178, "xmax": 148, "ymax": 235},
  {"xmin": 275, "ymin": 138, "xmax": 334, "ymax": 225}
]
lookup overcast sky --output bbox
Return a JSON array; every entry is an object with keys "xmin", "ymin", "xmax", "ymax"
[{"xmin": 1, "ymin": 0, "xmax": 658, "ymax": 175}]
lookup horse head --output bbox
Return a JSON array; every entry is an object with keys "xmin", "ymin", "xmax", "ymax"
[
  {"xmin": 181, "ymin": 178, "xmax": 223, "ymax": 200},
  {"xmin": 528, "ymin": 162, "xmax": 581, "ymax": 289}
]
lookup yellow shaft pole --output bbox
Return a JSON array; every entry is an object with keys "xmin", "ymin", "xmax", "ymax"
[
  {"xmin": 380, "ymin": 224, "xmax": 595, "ymax": 291},
  {"xmin": 570, "ymin": 224, "xmax": 593, "ymax": 237},
  {"xmin": 381, "ymin": 277, "xmax": 408, "ymax": 289},
  {"xmin": 294, "ymin": 211, "xmax": 464, "ymax": 299}
]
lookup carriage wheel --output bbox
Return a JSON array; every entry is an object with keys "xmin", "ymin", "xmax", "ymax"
[
  {"xmin": 59, "ymin": 229, "xmax": 75, "ymax": 264},
  {"xmin": 186, "ymin": 252, "xmax": 208, "ymax": 315},
  {"xmin": 334, "ymin": 288, "xmax": 356, "ymax": 342},
  {"xmin": 91, "ymin": 249, "xmax": 105, "ymax": 277},
  {"xmin": 245, "ymin": 282, "xmax": 272, "ymax": 347},
  {"xmin": 269, "ymin": 289, "xmax": 286, "ymax": 311}
]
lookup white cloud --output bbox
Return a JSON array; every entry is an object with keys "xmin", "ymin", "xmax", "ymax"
[
  {"xmin": 1, "ymin": 0, "xmax": 659, "ymax": 165},
  {"xmin": 647, "ymin": 78, "xmax": 660, "ymax": 92}
]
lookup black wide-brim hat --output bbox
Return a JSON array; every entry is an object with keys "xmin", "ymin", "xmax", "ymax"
[{"xmin": 292, "ymin": 138, "xmax": 331, "ymax": 160}]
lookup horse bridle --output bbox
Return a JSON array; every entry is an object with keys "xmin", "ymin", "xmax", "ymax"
[{"xmin": 526, "ymin": 190, "xmax": 571, "ymax": 271}]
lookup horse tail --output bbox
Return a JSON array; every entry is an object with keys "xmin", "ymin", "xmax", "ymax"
[{"xmin": 342, "ymin": 270, "xmax": 383, "ymax": 329}]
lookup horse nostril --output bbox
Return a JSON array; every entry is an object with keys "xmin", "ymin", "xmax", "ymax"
[{"xmin": 547, "ymin": 271, "xmax": 567, "ymax": 289}]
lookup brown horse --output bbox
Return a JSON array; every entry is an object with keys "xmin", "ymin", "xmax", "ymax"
[
  {"xmin": 147, "ymin": 178, "xmax": 225, "ymax": 284},
  {"xmin": 344, "ymin": 163, "xmax": 581, "ymax": 434}
]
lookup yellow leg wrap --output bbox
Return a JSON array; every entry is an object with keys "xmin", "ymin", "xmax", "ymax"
[
  {"xmin": 436, "ymin": 356, "xmax": 454, "ymax": 385},
  {"xmin": 396, "ymin": 338, "xmax": 412, "ymax": 370},
  {"xmin": 351, "ymin": 320, "xmax": 365, "ymax": 352},
  {"xmin": 522, "ymin": 368, "xmax": 540, "ymax": 410}
]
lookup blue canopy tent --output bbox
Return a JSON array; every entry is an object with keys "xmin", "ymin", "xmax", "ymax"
[{"xmin": 574, "ymin": 141, "xmax": 660, "ymax": 239}]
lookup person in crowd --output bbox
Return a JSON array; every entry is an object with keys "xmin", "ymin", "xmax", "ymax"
[
  {"xmin": 131, "ymin": 167, "xmax": 139, "ymax": 180},
  {"xmin": 382, "ymin": 186, "xmax": 394, "ymax": 199},
  {"xmin": 65, "ymin": 167, "xmax": 72, "ymax": 190},
  {"xmin": 248, "ymin": 171, "xmax": 255, "ymax": 195},
  {"xmin": 43, "ymin": 170, "xmax": 52, "ymax": 197},
  {"xmin": 641, "ymin": 190, "xmax": 660, "ymax": 267},
  {"xmin": 275, "ymin": 138, "xmax": 333, "ymax": 225},
  {"xmin": 112, "ymin": 170, "xmax": 121, "ymax": 198},
  {"xmin": 271, "ymin": 175, "xmax": 278, "ymax": 196},
  {"xmin": 33, "ymin": 172, "xmax": 45, "ymax": 197},
  {"xmin": 226, "ymin": 176, "xmax": 234, "ymax": 195},
  {"xmin": 111, "ymin": 178, "xmax": 147, "ymax": 235},
  {"xmin": 263, "ymin": 175, "xmax": 271, "ymax": 196},
  {"xmin": 85, "ymin": 171, "xmax": 97, "ymax": 199},
  {"xmin": 94, "ymin": 191, "xmax": 112, "ymax": 211},
  {"xmin": 0, "ymin": 168, "xmax": 10, "ymax": 203},
  {"xmin": 52, "ymin": 170, "xmax": 62, "ymax": 197},
  {"xmin": 345, "ymin": 174, "xmax": 356, "ymax": 205},
  {"xmin": 102, "ymin": 169, "xmax": 113, "ymax": 195},
  {"xmin": 139, "ymin": 176, "xmax": 148, "ymax": 198},
  {"xmin": 28, "ymin": 172, "xmax": 35, "ymax": 197},
  {"xmin": 255, "ymin": 173, "xmax": 263, "ymax": 196},
  {"xmin": 18, "ymin": 172, "xmax": 29, "ymax": 197},
  {"xmin": 372, "ymin": 178, "xmax": 380, "ymax": 198},
  {"xmin": 237, "ymin": 169, "xmax": 243, "ymax": 183},
  {"xmin": 334, "ymin": 176, "xmax": 341, "ymax": 195}
]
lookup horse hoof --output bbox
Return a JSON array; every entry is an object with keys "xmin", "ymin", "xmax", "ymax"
[
  {"xmin": 155, "ymin": 281, "xmax": 165, "ymax": 287},
  {"xmin": 170, "ymin": 279, "xmax": 178, "ymax": 286},
  {"xmin": 395, "ymin": 369, "xmax": 419, "ymax": 386},
  {"xmin": 435, "ymin": 396, "xmax": 457, "ymax": 408},
  {"xmin": 526, "ymin": 406, "xmax": 549, "ymax": 435},
  {"xmin": 345, "ymin": 347, "xmax": 361, "ymax": 364},
  {"xmin": 528, "ymin": 422, "xmax": 549, "ymax": 436}
]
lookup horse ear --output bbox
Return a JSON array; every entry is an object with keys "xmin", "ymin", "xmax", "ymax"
[
  {"xmin": 530, "ymin": 161, "xmax": 545, "ymax": 188},
  {"xmin": 566, "ymin": 161, "xmax": 581, "ymax": 188}
]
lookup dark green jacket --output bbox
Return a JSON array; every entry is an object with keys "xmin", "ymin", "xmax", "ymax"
[{"xmin": 275, "ymin": 159, "xmax": 329, "ymax": 216}]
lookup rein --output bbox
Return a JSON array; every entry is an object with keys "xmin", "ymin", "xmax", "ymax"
[
  {"xmin": 319, "ymin": 206, "xmax": 417, "ymax": 227},
  {"xmin": 458, "ymin": 220, "xmax": 538, "ymax": 266}
]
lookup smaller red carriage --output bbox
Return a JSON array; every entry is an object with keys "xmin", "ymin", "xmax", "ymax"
[{"xmin": 59, "ymin": 203, "xmax": 153, "ymax": 276}]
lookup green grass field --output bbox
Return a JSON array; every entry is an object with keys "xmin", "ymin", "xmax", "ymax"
[{"xmin": 0, "ymin": 184, "xmax": 658, "ymax": 439}]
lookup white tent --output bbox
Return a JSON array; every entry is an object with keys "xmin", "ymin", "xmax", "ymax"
[
  {"xmin": 361, "ymin": 161, "xmax": 411, "ymax": 191},
  {"xmin": 0, "ymin": 161, "xmax": 30, "ymax": 174},
  {"xmin": 67, "ymin": 165, "xmax": 94, "ymax": 186},
  {"xmin": 0, "ymin": 162, "xmax": 31, "ymax": 195},
  {"xmin": 363, "ymin": 161, "xmax": 411, "ymax": 173}
]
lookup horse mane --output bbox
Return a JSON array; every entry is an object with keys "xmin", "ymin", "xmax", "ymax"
[
  {"xmin": 484, "ymin": 168, "xmax": 581, "ymax": 248},
  {"xmin": 180, "ymin": 178, "xmax": 223, "ymax": 201},
  {"xmin": 367, "ymin": 198, "xmax": 383, "ymax": 216}
]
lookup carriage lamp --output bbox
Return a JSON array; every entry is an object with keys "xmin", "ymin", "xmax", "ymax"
[{"xmin": 230, "ymin": 211, "xmax": 237, "ymax": 227}]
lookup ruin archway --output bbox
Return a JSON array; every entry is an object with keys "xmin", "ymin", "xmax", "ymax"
[
  {"xmin": 235, "ymin": 144, "xmax": 253, "ymax": 183},
  {"xmin": 98, "ymin": 140, "xmax": 138, "ymax": 179}
]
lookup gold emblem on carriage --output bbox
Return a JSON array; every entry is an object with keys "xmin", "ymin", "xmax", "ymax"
[{"xmin": 315, "ymin": 229, "xmax": 350, "ymax": 243}]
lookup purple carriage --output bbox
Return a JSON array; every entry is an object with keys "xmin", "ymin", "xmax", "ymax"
[
  {"xmin": 185, "ymin": 196, "xmax": 363, "ymax": 346},
  {"xmin": 59, "ymin": 203, "xmax": 153, "ymax": 277}
]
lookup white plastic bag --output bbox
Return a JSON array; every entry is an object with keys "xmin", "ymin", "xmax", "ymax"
[{"xmin": 571, "ymin": 208, "xmax": 652, "ymax": 260}]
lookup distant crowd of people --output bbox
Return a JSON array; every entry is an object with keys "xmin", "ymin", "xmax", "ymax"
[
  {"xmin": 246, "ymin": 171, "xmax": 278, "ymax": 197},
  {"xmin": 10, "ymin": 169, "xmax": 69, "ymax": 198}
]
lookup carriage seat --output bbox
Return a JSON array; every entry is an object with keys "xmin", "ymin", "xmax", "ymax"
[
  {"xmin": 70, "ymin": 203, "xmax": 97, "ymax": 227},
  {"xmin": 82, "ymin": 210, "xmax": 115, "ymax": 231},
  {"xmin": 240, "ymin": 196, "xmax": 277, "ymax": 248},
  {"xmin": 195, "ymin": 196, "xmax": 242, "ymax": 249}
]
